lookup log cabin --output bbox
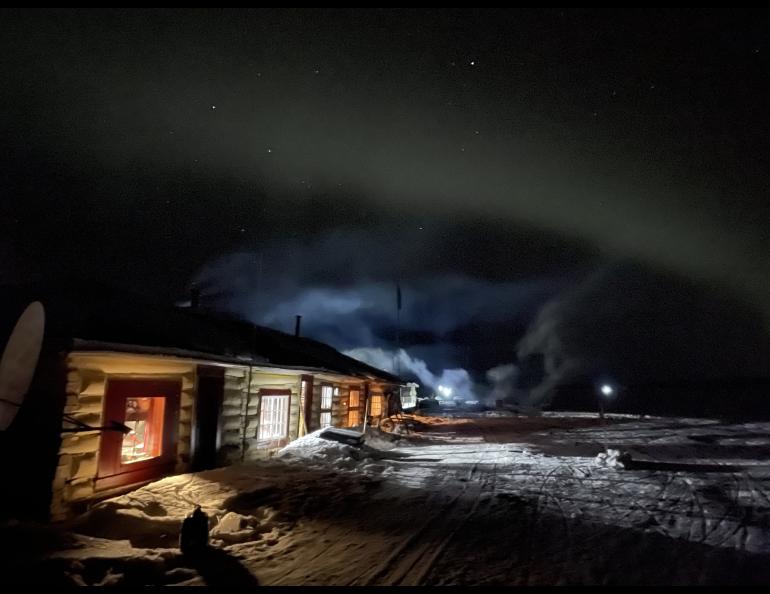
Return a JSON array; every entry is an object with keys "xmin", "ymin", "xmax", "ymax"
[{"xmin": 0, "ymin": 284, "xmax": 402, "ymax": 521}]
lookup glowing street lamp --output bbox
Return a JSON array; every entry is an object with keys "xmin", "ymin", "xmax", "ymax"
[{"xmin": 597, "ymin": 382, "xmax": 615, "ymax": 420}]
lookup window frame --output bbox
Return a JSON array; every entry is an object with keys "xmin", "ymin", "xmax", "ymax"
[
  {"xmin": 319, "ymin": 384, "xmax": 334, "ymax": 428},
  {"xmin": 97, "ymin": 378, "xmax": 181, "ymax": 491},
  {"xmin": 370, "ymin": 393, "xmax": 384, "ymax": 417},
  {"xmin": 257, "ymin": 389, "xmax": 292, "ymax": 447},
  {"xmin": 347, "ymin": 386, "xmax": 363, "ymax": 427}
]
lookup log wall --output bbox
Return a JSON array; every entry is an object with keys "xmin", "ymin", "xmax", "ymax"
[{"xmin": 50, "ymin": 351, "xmax": 400, "ymax": 520}]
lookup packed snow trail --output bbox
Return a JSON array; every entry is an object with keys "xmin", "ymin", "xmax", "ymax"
[{"xmin": 11, "ymin": 415, "xmax": 770, "ymax": 585}]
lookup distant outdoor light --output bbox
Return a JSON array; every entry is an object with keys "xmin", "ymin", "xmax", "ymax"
[{"xmin": 596, "ymin": 382, "xmax": 615, "ymax": 421}]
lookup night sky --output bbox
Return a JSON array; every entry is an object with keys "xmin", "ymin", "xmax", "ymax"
[{"xmin": 3, "ymin": 9, "xmax": 770, "ymax": 404}]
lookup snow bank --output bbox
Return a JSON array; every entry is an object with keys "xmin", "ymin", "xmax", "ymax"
[
  {"xmin": 209, "ymin": 509, "xmax": 281, "ymax": 545},
  {"xmin": 275, "ymin": 429, "xmax": 367, "ymax": 469},
  {"xmin": 275, "ymin": 429, "xmax": 400, "ymax": 477},
  {"xmin": 594, "ymin": 448, "xmax": 631, "ymax": 469},
  {"xmin": 481, "ymin": 410, "xmax": 516, "ymax": 418},
  {"xmin": 363, "ymin": 427, "xmax": 405, "ymax": 449}
]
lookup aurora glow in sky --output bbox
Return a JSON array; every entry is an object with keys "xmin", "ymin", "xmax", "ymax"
[{"xmin": 3, "ymin": 9, "xmax": 770, "ymax": 402}]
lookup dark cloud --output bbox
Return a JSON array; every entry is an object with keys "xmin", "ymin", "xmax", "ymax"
[
  {"xmin": 2, "ymin": 9, "xmax": 770, "ymax": 414},
  {"xmin": 518, "ymin": 262, "xmax": 770, "ymax": 406},
  {"xmin": 4, "ymin": 9, "xmax": 770, "ymax": 323}
]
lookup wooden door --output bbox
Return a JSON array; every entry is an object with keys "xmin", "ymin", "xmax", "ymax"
[{"xmin": 192, "ymin": 366, "xmax": 224, "ymax": 471}]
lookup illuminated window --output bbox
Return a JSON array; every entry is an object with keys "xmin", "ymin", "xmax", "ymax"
[
  {"xmin": 121, "ymin": 397, "xmax": 166, "ymax": 464},
  {"xmin": 258, "ymin": 394, "xmax": 290, "ymax": 442},
  {"xmin": 370, "ymin": 394, "xmax": 383, "ymax": 417},
  {"xmin": 320, "ymin": 385, "xmax": 333, "ymax": 409},
  {"xmin": 98, "ymin": 379, "xmax": 180, "ymax": 491},
  {"xmin": 319, "ymin": 385, "xmax": 335, "ymax": 428},
  {"xmin": 348, "ymin": 388, "xmax": 362, "ymax": 427},
  {"xmin": 349, "ymin": 390, "xmax": 360, "ymax": 408}
]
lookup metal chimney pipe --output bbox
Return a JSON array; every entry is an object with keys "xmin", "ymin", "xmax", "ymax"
[{"xmin": 295, "ymin": 314, "xmax": 302, "ymax": 337}]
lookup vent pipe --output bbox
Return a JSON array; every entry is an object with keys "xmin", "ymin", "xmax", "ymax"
[{"xmin": 295, "ymin": 314, "xmax": 302, "ymax": 338}]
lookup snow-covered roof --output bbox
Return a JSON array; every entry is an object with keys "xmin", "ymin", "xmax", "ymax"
[{"xmin": 0, "ymin": 283, "xmax": 401, "ymax": 384}]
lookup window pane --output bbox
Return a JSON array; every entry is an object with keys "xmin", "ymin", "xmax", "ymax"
[
  {"xmin": 370, "ymin": 394, "xmax": 383, "ymax": 417},
  {"xmin": 321, "ymin": 385, "xmax": 333, "ymax": 410},
  {"xmin": 122, "ymin": 397, "xmax": 165, "ymax": 464},
  {"xmin": 320, "ymin": 411, "xmax": 332, "ymax": 428},
  {"xmin": 258, "ymin": 394, "xmax": 290, "ymax": 441},
  {"xmin": 348, "ymin": 409, "xmax": 361, "ymax": 427},
  {"xmin": 349, "ymin": 389, "xmax": 360, "ymax": 408}
]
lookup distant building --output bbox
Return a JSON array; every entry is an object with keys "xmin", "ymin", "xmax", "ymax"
[
  {"xmin": 0, "ymin": 284, "xmax": 402, "ymax": 521},
  {"xmin": 400, "ymin": 382, "xmax": 419, "ymax": 409}
]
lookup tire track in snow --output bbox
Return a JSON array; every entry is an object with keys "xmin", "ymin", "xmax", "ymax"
[
  {"xmin": 363, "ymin": 435, "xmax": 510, "ymax": 586},
  {"xmin": 358, "ymin": 458, "xmax": 482, "ymax": 586},
  {"xmin": 408, "ymin": 446, "xmax": 503, "ymax": 585}
]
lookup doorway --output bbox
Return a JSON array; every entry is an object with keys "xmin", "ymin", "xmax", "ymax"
[{"xmin": 192, "ymin": 366, "xmax": 224, "ymax": 471}]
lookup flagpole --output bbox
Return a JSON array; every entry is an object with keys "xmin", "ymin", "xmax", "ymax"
[{"xmin": 395, "ymin": 283, "xmax": 401, "ymax": 377}]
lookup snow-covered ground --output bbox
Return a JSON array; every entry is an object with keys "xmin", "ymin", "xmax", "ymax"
[{"xmin": 7, "ymin": 414, "xmax": 770, "ymax": 585}]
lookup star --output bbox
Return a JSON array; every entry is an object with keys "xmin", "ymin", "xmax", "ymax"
[
  {"xmin": 267, "ymin": 148, "xmax": 272, "ymax": 153},
  {"xmin": 469, "ymin": 60, "xmax": 476, "ymax": 66},
  {"xmin": 211, "ymin": 105, "xmax": 216, "ymax": 110}
]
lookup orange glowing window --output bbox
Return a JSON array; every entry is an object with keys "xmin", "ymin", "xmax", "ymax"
[
  {"xmin": 121, "ymin": 396, "xmax": 166, "ymax": 464},
  {"xmin": 370, "ymin": 394, "xmax": 383, "ymax": 417},
  {"xmin": 348, "ymin": 408, "xmax": 362, "ymax": 427},
  {"xmin": 347, "ymin": 388, "xmax": 363, "ymax": 427},
  {"xmin": 349, "ymin": 389, "xmax": 360, "ymax": 408}
]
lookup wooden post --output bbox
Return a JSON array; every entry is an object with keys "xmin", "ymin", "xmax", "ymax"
[{"xmin": 362, "ymin": 395, "xmax": 371, "ymax": 433}]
